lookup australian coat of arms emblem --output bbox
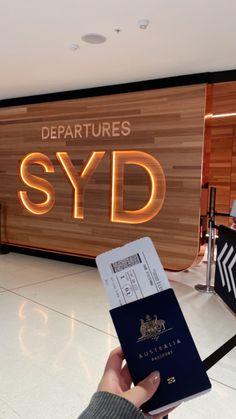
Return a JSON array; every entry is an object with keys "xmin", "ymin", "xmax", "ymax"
[{"xmin": 137, "ymin": 314, "xmax": 168, "ymax": 342}]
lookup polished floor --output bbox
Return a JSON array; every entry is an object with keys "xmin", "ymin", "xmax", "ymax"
[{"xmin": 0, "ymin": 249, "xmax": 235, "ymax": 419}]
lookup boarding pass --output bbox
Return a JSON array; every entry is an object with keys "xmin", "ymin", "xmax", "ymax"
[{"xmin": 96, "ymin": 237, "xmax": 171, "ymax": 308}]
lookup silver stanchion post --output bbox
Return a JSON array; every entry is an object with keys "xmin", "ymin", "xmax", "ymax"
[{"xmin": 195, "ymin": 187, "xmax": 216, "ymax": 293}]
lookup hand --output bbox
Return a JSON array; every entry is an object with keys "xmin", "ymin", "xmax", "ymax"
[{"xmin": 97, "ymin": 347, "xmax": 174, "ymax": 419}]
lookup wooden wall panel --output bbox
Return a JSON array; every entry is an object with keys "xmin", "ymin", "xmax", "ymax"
[
  {"xmin": 0, "ymin": 85, "xmax": 206, "ymax": 271},
  {"xmin": 208, "ymin": 126, "xmax": 233, "ymax": 212},
  {"xmin": 231, "ymin": 127, "xmax": 236, "ymax": 203},
  {"xmin": 208, "ymin": 81, "xmax": 236, "ymax": 225},
  {"xmin": 211, "ymin": 81, "xmax": 236, "ymax": 115}
]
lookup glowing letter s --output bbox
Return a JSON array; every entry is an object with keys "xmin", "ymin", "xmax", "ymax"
[
  {"xmin": 18, "ymin": 153, "xmax": 55, "ymax": 215},
  {"xmin": 111, "ymin": 151, "xmax": 166, "ymax": 224}
]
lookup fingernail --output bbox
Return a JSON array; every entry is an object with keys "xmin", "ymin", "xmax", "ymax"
[{"xmin": 148, "ymin": 371, "xmax": 160, "ymax": 384}]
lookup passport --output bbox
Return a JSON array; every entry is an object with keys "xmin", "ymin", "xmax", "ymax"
[{"xmin": 110, "ymin": 288, "xmax": 211, "ymax": 414}]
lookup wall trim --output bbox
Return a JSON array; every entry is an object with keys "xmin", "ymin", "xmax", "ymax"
[
  {"xmin": 3, "ymin": 244, "xmax": 96, "ymax": 267},
  {"xmin": 1, "ymin": 69, "xmax": 236, "ymax": 108}
]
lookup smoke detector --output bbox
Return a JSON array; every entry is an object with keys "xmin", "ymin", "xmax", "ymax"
[
  {"xmin": 69, "ymin": 42, "xmax": 79, "ymax": 51},
  {"xmin": 138, "ymin": 19, "xmax": 150, "ymax": 29}
]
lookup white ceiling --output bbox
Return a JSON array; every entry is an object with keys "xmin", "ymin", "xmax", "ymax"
[{"xmin": 1, "ymin": 0, "xmax": 236, "ymax": 101}]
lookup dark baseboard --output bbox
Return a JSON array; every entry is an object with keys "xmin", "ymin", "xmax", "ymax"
[{"xmin": 2, "ymin": 244, "xmax": 96, "ymax": 267}]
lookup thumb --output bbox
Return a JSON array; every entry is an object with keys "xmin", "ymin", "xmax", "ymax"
[{"xmin": 121, "ymin": 371, "xmax": 160, "ymax": 408}]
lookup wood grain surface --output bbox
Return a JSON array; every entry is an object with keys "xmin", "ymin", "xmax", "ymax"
[
  {"xmin": 207, "ymin": 81, "xmax": 236, "ymax": 225},
  {"xmin": 0, "ymin": 85, "xmax": 206, "ymax": 270}
]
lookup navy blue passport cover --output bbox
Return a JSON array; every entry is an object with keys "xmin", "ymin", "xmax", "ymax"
[{"xmin": 110, "ymin": 289, "xmax": 211, "ymax": 413}]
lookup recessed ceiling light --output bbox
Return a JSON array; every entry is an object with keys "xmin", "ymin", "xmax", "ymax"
[{"xmin": 81, "ymin": 33, "xmax": 107, "ymax": 44}]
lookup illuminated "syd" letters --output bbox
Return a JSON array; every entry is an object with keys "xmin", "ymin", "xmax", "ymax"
[{"xmin": 18, "ymin": 151, "xmax": 166, "ymax": 224}]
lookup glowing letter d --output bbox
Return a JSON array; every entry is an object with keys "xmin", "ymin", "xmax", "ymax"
[{"xmin": 111, "ymin": 151, "xmax": 166, "ymax": 224}]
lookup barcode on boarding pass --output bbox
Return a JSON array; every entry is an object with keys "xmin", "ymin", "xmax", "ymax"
[{"xmin": 111, "ymin": 253, "xmax": 142, "ymax": 273}]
